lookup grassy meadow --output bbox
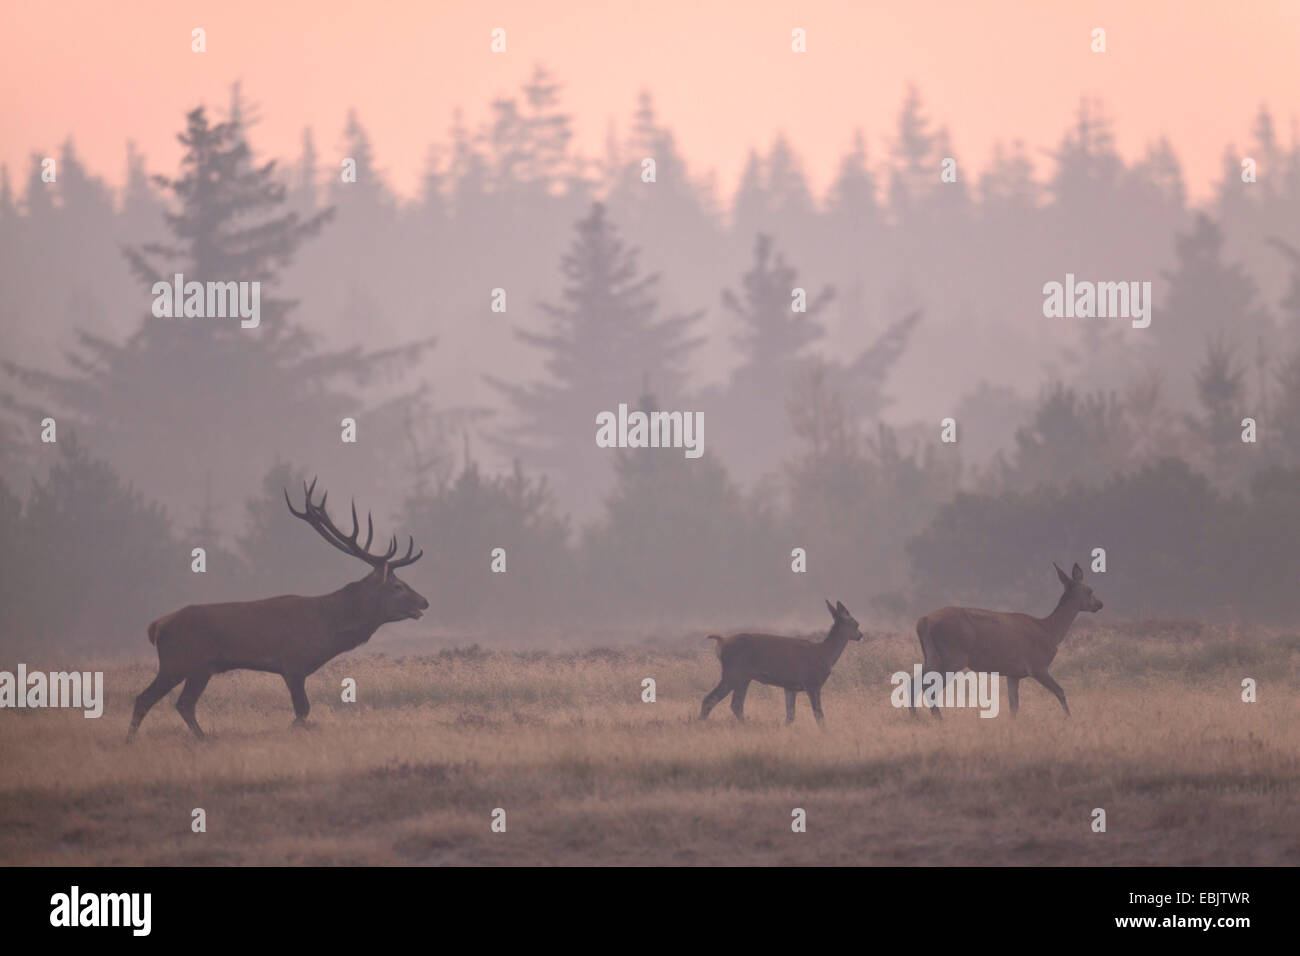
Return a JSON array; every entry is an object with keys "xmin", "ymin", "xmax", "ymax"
[{"xmin": 1, "ymin": 620, "xmax": 1297, "ymax": 865}]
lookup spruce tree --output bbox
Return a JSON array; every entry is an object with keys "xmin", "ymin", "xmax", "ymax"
[
  {"xmin": 486, "ymin": 202, "xmax": 702, "ymax": 517},
  {"xmin": 2, "ymin": 105, "xmax": 430, "ymax": 521}
]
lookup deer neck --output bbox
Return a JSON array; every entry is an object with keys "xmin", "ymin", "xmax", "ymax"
[
  {"xmin": 1039, "ymin": 594, "xmax": 1080, "ymax": 647},
  {"xmin": 821, "ymin": 626, "xmax": 851, "ymax": 668},
  {"xmin": 324, "ymin": 582, "xmax": 385, "ymax": 649}
]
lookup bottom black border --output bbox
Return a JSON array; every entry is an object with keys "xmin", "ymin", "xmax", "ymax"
[{"xmin": 2, "ymin": 865, "xmax": 1279, "ymax": 942}]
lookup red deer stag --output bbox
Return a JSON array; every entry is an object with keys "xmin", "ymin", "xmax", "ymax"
[
  {"xmin": 701, "ymin": 600, "xmax": 863, "ymax": 725},
  {"xmin": 127, "ymin": 479, "xmax": 428, "ymax": 740},
  {"xmin": 911, "ymin": 562, "xmax": 1102, "ymax": 719}
]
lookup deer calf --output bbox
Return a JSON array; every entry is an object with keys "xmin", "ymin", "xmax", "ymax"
[
  {"xmin": 127, "ymin": 480, "xmax": 428, "ymax": 740},
  {"xmin": 701, "ymin": 600, "xmax": 863, "ymax": 725},
  {"xmin": 912, "ymin": 561, "xmax": 1102, "ymax": 718}
]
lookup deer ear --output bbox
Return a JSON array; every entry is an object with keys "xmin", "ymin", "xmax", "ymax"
[
  {"xmin": 1072, "ymin": 562, "xmax": 1084, "ymax": 583},
  {"xmin": 825, "ymin": 599, "xmax": 836, "ymax": 618},
  {"xmin": 835, "ymin": 600, "xmax": 847, "ymax": 614},
  {"xmin": 1054, "ymin": 562, "xmax": 1072, "ymax": 587}
]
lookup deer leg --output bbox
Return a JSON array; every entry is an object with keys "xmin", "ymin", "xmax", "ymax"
[
  {"xmin": 700, "ymin": 679, "xmax": 732, "ymax": 720},
  {"xmin": 729, "ymin": 680, "xmax": 751, "ymax": 721},
  {"xmin": 126, "ymin": 670, "xmax": 184, "ymax": 741},
  {"xmin": 915, "ymin": 626, "xmax": 939, "ymax": 718},
  {"xmin": 909, "ymin": 657, "xmax": 930, "ymax": 717},
  {"xmin": 926, "ymin": 662, "xmax": 948, "ymax": 720},
  {"xmin": 784, "ymin": 689, "xmax": 797, "ymax": 725},
  {"xmin": 807, "ymin": 685, "xmax": 826, "ymax": 726},
  {"xmin": 175, "ymin": 672, "xmax": 211, "ymax": 739},
  {"xmin": 1032, "ymin": 672, "xmax": 1070, "ymax": 716},
  {"xmin": 1006, "ymin": 676, "xmax": 1020, "ymax": 717},
  {"xmin": 284, "ymin": 674, "xmax": 311, "ymax": 727}
]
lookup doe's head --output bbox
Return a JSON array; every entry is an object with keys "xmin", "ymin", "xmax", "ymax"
[
  {"xmin": 1054, "ymin": 562, "xmax": 1103, "ymax": 612},
  {"xmin": 824, "ymin": 599, "xmax": 864, "ymax": 640}
]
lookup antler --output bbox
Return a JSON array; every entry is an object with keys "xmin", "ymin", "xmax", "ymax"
[{"xmin": 284, "ymin": 478, "xmax": 423, "ymax": 569}]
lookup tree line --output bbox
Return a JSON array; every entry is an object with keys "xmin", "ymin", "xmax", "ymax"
[{"xmin": 3, "ymin": 74, "xmax": 1300, "ymax": 648}]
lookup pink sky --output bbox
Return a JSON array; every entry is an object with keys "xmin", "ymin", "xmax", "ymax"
[{"xmin": 3, "ymin": 0, "xmax": 1299, "ymax": 205}]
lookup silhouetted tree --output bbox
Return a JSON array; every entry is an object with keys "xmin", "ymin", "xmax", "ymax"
[
  {"xmin": 953, "ymin": 382, "xmax": 1033, "ymax": 475},
  {"xmin": 1001, "ymin": 383, "xmax": 1133, "ymax": 491},
  {"xmin": 2, "ymin": 104, "xmax": 431, "ymax": 524},
  {"xmin": 826, "ymin": 130, "xmax": 882, "ymax": 232},
  {"xmin": 18, "ymin": 433, "xmax": 182, "ymax": 645},
  {"xmin": 911, "ymin": 458, "xmax": 1238, "ymax": 617},
  {"xmin": 0, "ymin": 475, "xmax": 27, "ymax": 638},
  {"xmin": 608, "ymin": 91, "xmax": 722, "ymax": 320},
  {"xmin": 404, "ymin": 457, "xmax": 572, "ymax": 623},
  {"xmin": 0, "ymin": 165, "xmax": 14, "ymax": 220},
  {"xmin": 292, "ymin": 127, "xmax": 319, "ymax": 214},
  {"xmin": 888, "ymin": 84, "xmax": 944, "ymax": 220},
  {"xmin": 1239, "ymin": 467, "xmax": 1300, "ymax": 619},
  {"xmin": 119, "ymin": 141, "xmax": 164, "ymax": 242},
  {"xmin": 582, "ymin": 391, "xmax": 778, "ymax": 619},
  {"xmin": 709, "ymin": 234, "xmax": 832, "ymax": 480},
  {"xmin": 785, "ymin": 364, "xmax": 957, "ymax": 599},
  {"xmin": 1156, "ymin": 214, "xmax": 1270, "ymax": 405},
  {"xmin": 1046, "ymin": 99, "xmax": 1125, "ymax": 213},
  {"xmin": 711, "ymin": 233, "xmax": 916, "ymax": 483},
  {"xmin": 1190, "ymin": 338, "xmax": 1250, "ymax": 486},
  {"xmin": 486, "ymin": 202, "xmax": 703, "ymax": 516}
]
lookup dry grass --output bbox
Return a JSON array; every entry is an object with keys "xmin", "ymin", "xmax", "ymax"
[{"xmin": 2, "ymin": 621, "xmax": 1298, "ymax": 865}]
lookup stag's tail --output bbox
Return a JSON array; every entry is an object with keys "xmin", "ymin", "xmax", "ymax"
[
  {"xmin": 147, "ymin": 618, "xmax": 162, "ymax": 646},
  {"xmin": 705, "ymin": 633, "xmax": 724, "ymax": 658}
]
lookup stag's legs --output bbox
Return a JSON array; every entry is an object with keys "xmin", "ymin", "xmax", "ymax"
[
  {"xmin": 126, "ymin": 670, "xmax": 184, "ymax": 741},
  {"xmin": 912, "ymin": 645, "xmax": 948, "ymax": 719},
  {"xmin": 729, "ymin": 680, "xmax": 751, "ymax": 721},
  {"xmin": 926, "ymin": 666, "xmax": 949, "ymax": 719},
  {"xmin": 284, "ymin": 674, "xmax": 311, "ymax": 727},
  {"xmin": 915, "ymin": 625, "xmax": 939, "ymax": 718},
  {"xmin": 175, "ymin": 672, "xmax": 211, "ymax": 739},
  {"xmin": 807, "ymin": 684, "xmax": 826, "ymax": 726},
  {"xmin": 909, "ymin": 661, "xmax": 931, "ymax": 717},
  {"xmin": 1006, "ymin": 676, "xmax": 1020, "ymax": 717},
  {"xmin": 784, "ymin": 689, "xmax": 797, "ymax": 725},
  {"xmin": 1032, "ymin": 671, "xmax": 1070, "ymax": 716},
  {"xmin": 700, "ymin": 679, "xmax": 732, "ymax": 720}
]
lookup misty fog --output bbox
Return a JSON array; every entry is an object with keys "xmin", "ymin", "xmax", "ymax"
[{"xmin": 3, "ymin": 72, "xmax": 1299, "ymax": 652}]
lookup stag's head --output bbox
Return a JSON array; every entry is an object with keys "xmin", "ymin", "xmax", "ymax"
[
  {"xmin": 286, "ymin": 479, "xmax": 430, "ymax": 623},
  {"xmin": 824, "ymin": 599, "xmax": 864, "ymax": 640},
  {"xmin": 1055, "ymin": 562, "xmax": 1103, "ymax": 612}
]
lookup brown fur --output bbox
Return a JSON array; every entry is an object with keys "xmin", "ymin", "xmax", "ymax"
[
  {"xmin": 127, "ymin": 482, "xmax": 428, "ymax": 740},
  {"xmin": 700, "ymin": 600, "xmax": 863, "ymax": 725},
  {"xmin": 911, "ymin": 562, "xmax": 1102, "ymax": 718}
]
